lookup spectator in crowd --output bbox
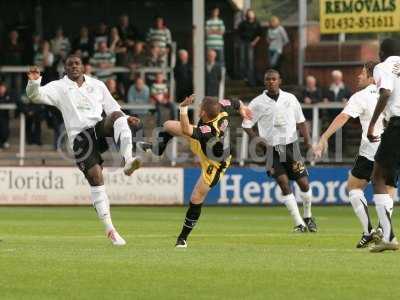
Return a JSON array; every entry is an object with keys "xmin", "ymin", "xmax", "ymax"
[
  {"xmin": 72, "ymin": 26, "xmax": 93, "ymax": 62},
  {"xmin": 267, "ymin": 16, "xmax": 289, "ymax": 71},
  {"xmin": 1, "ymin": 30, "xmax": 24, "ymax": 94},
  {"xmin": 26, "ymin": 33, "xmax": 41, "ymax": 65},
  {"xmin": 302, "ymin": 75, "xmax": 323, "ymax": 105},
  {"xmin": 237, "ymin": 9, "xmax": 262, "ymax": 86},
  {"xmin": 50, "ymin": 27, "xmax": 71, "ymax": 61},
  {"xmin": 128, "ymin": 77, "xmax": 150, "ymax": 104},
  {"xmin": 117, "ymin": 14, "xmax": 140, "ymax": 43},
  {"xmin": 301, "ymin": 75, "xmax": 322, "ymax": 121},
  {"xmin": 34, "ymin": 40, "xmax": 56, "ymax": 84},
  {"xmin": 151, "ymin": 72, "xmax": 175, "ymax": 126},
  {"xmin": 94, "ymin": 22, "xmax": 109, "ymax": 50},
  {"xmin": 105, "ymin": 78, "xmax": 124, "ymax": 103},
  {"xmin": 84, "ymin": 63, "xmax": 96, "ymax": 78},
  {"xmin": 127, "ymin": 77, "xmax": 150, "ymax": 116},
  {"xmin": 174, "ymin": 49, "xmax": 193, "ymax": 103},
  {"xmin": 0, "ymin": 82, "xmax": 12, "ymax": 149},
  {"xmin": 146, "ymin": 16, "xmax": 172, "ymax": 63},
  {"xmin": 323, "ymin": 70, "xmax": 352, "ymax": 103},
  {"xmin": 109, "ymin": 26, "xmax": 128, "ymax": 65},
  {"xmin": 205, "ymin": 49, "xmax": 221, "ymax": 97},
  {"xmin": 205, "ymin": 7, "xmax": 225, "ymax": 66},
  {"xmin": 127, "ymin": 41, "xmax": 147, "ymax": 69},
  {"xmin": 90, "ymin": 41, "xmax": 116, "ymax": 82},
  {"xmin": 145, "ymin": 45, "xmax": 163, "ymax": 67}
]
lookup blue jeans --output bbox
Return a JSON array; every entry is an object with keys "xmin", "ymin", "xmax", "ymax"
[
  {"xmin": 239, "ymin": 42, "xmax": 255, "ymax": 85},
  {"xmin": 268, "ymin": 49, "xmax": 281, "ymax": 69}
]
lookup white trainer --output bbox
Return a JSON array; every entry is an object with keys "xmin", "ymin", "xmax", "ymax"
[
  {"xmin": 370, "ymin": 237, "xmax": 399, "ymax": 253},
  {"xmin": 107, "ymin": 229, "xmax": 126, "ymax": 246},
  {"xmin": 123, "ymin": 157, "xmax": 142, "ymax": 176}
]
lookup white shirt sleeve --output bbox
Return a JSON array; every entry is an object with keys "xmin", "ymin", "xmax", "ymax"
[
  {"xmin": 242, "ymin": 99, "xmax": 261, "ymax": 128},
  {"xmin": 342, "ymin": 94, "xmax": 363, "ymax": 118},
  {"xmin": 294, "ymin": 97, "xmax": 306, "ymax": 123},
  {"xmin": 26, "ymin": 77, "xmax": 60, "ymax": 106},
  {"xmin": 99, "ymin": 81, "xmax": 122, "ymax": 115},
  {"xmin": 374, "ymin": 65, "xmax": 394, "ymax": 92}
]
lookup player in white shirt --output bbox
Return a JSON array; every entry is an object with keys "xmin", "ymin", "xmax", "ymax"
[
  {"xmin": 242, "ymin": 69, "xmax": 317, "ymax": 233},
  {"xmin": 367, "ymin": 39, "xmax": 400, "ymax": 252},
  {"xmin": 26, "ymin": 55, "xmax": 142, "ymax": 246},
  {"xmin": 313, "ymin": 62, "xmax": 397, "ymax": 248}
]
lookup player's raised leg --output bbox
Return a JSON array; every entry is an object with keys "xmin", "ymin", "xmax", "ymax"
[
  {"xmin": 176, "ymin": 176, "xmax": 210, "ymax": 248},
  {"xmin": 85, "ymin": 165, "xmax": 126, "ymax": 246},
  {"xmin": 296, "ymin": 176, "xmax": 317, "ymax": 232},
  {"xmin": 276, "ymin": 174, "xmax": 307, "ymax": 232},
  {"xmin": 103, "ymin": 111, "xmax": 141, "ymax": 176}
]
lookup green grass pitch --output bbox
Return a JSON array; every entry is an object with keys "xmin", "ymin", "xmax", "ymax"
[{"xmin": 0, "ymin": 206, "xmax": 399, "ymax": 300}]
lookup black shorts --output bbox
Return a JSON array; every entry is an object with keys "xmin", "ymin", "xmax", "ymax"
[
  {"xmin": 73, "ymin": 119, "xmax": 110, "ymax": 174},
  {"xmin": 374, "ymin": 117, "xmax": 400, "ymax": 187},
  {"xmin": 351, "ymin": 155, "xmax": 373, "ymax": 181},
  {"xmin": 266, "ymin": 142, "xmax": 308, "ymax": 181}
]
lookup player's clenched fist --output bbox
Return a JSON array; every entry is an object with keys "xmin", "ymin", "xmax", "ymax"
[
  {"xmin": 27, "ymin": 66, "xmax": 41, "ymax": 81},
  {"xmin": 180, "ymin": 94, "xmax": 195, "ymax": 107}
]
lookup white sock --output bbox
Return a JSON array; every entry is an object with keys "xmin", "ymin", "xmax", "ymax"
[
  {"xmin": 113, "ymin": 116, "xmax": 133, "ymax": 163},
  {"xmin": 373, "ymin": 194, "xmax": 394, "ymax": 242},
  {"xmin": 282, "ymin": 193, "xmax": 305, "ymax": 226},
  {"xmin": 299, "ymin": 189, "xmax": 312, "ymax": 218},
  {"xmin": 349, "ymin": 189, "xmax": 372, "ymax": 234},
  {"xmin": 90, "ymin": 185, "xmax": 115, "ymax": 232}
]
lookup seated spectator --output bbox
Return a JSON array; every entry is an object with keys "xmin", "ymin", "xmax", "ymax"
[
  {"xmin": 0, "ymin": 82, "xmax": 12, "ymax": 149},
  {"xmin": 127, "ymin": 41, "xmax": 147, "ymax": 69},
  {"xmin": 323, "ymin": 70, "xmax": 352, "ymax": 103},
  {"xmin": 302, "ymin": 75, "xmax": 322, "ymax": 104},
  {"xmin": 117, "ymin": 14, "xmax": 140, "ymax": 44},
  {"xmin": 72, "ymin": 26, "xmax": 93, "ymax": 62},
  {"xmin": 174, "ymin": 49, "xmax": 193, "ymax": 102},
  {"xmin": 90, "ymin": 41, "xmax": 116, "ymax": 82},
  {"xmin": 127, "ymin": 77, "xmax": 150, "ymax": 117},
  {"xmin": 50, "ymin": 27, "xmax": 71, "ymax": 62},
  {"xmin": 105, "ymin": 78, "xmax": 124, "ymax": 103},
  {"xmin": 84, "ymin": 63, "xmax": 96, "ymax": 78},
  {"xmin": 205, "ymin": 49, "xmax": 221, "ymax": 97},
  {"xmin": 109, "ymin": 26, "xmax": 128, "ymax": 65},
  {"xmin": 94, "ymin": 22, "xmax": 109, "ymax": 50},
  {"xmin": 145, "ymin": 45, "xmax": 163, "ymax": 67},
  {"xmin": 151, "ymin": 72, "xmax": 175, "ymax": 126},
  {"xmin": 128, "ymin": 77, "xmax": 150, "ymax": 104},
  {"xmin": 34, "ymin": 40, "xmax": 56, "ymax": 84}
]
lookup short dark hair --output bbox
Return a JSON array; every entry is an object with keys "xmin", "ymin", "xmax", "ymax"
[
  {"xmin": 201, "ymin": 97, "xmax": 221, "ymax": 120},
  {"xmin": 364, "ymin": 61, "xmax": 378, "ymax": 77},
  {"xmin": 380, "ymin": 38, "xmax": 400, "ymax": 58},
  {"xmin": 264, "ymin": 69, "xmax": 280, "ymax": 78},
  {"xmin": 65, "ymin": 54, "xmax": 82, "ymax": 64}
]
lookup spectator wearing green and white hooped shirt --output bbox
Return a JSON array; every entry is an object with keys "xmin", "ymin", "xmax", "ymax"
[
  {"xmin": 150, "ymin": 72, "xmax": 175, "ymax": 126},
  {"xmin": 147, "ymin": 16, "xmax": 172, "ymax": 54},
  {"xmin": 90, "ymin": 41, "xmax": 116, "ymax": 82},
  {"xmin": 205, "ymin": 7, "xmax": 225, "ymax": 66}
]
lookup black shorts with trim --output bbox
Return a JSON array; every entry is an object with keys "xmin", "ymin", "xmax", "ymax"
[
  {"xmin": 73, "ymin": 119, "xmax": 109, "ymax": 174},
  {"xmin": 266, "ymin": 142, "xmax": 308, "ymax": 181},
  {"xmin": 351, "ymin": 155, "xmax": 373, "ymax": 182},
  {"xmin": 374, "ymin": 117, "xmax": 400, "ymax": 187}
]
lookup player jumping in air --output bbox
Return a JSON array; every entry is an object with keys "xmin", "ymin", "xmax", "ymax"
[
  {"xmin": 140, "ymin": 95, "xmax": 252, "ymax": 248},
  {"xmin": 242, "ymin": 69, "xmax": 317, "ymax": 233},
  {"xmin": 367, "ymin": 38, "xmax": 400, "ymax": 252},
  {"xmin": 26, "ymin": 55, "xmax": 142, "ymax": 246},
  {"xmin": 313, "ymin": 61, "xmax": 398, "ymax": 248}
]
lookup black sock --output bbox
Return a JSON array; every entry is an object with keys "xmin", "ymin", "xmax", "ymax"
[
  {"xmin": 154, "ymin": 130, "xmax": 173, "ymax": 155},
  {"xmin": 178, "ymin": 202, "xmax": 203, "ymax": 240}
]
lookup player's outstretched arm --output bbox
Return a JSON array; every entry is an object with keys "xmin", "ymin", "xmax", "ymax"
[
  {"xmin": 26, "ymin": 66, "xmax": 58, "ymax": 106},
  {"xmin": 368, "ymin": 88, "xmax": 391, "ymax": 142},
  {"xmin": 179, "ymin": 94, "xmax": 195, "ymax": 137},
  {"xmin": 313, "ymin": 113, "xmax": 350, "ymax": 158},
  {"xmin": 297, "ymin": 121, "xmax": 312, "ymax": 150}
]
